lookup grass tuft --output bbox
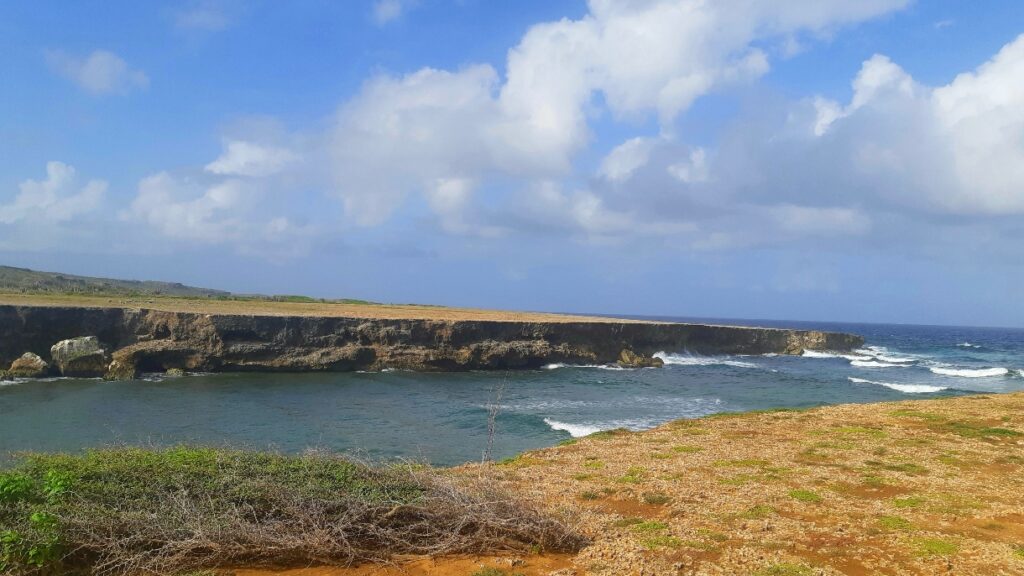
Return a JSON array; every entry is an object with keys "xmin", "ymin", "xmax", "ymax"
[
  {"xmin": 878, "ymin": 515, "xmax": 913, "ymax": 531},
  {"xmin": 914, "ymin": 537, "xmax": 959, "ymax": 557},
  {"xmin": 755, "ymin": 562, "xmax": 813, "ymax": 576},
  {"xmin": 788, "ymin": 489, "xmax": 822, "ymax": 503}
]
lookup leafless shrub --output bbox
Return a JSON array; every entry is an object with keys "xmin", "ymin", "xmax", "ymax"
[
  {"xmin": 482, "ymin": 377, "xmax": 507, "ymax": 463},
  {"xmin": 1, "ymin": 448, "xmax": 584, "ymax": 576}
]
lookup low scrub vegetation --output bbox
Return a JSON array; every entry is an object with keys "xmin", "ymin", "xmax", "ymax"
[{"xmin": 0, "ymin": 447, "xmax": 584, "ymax": 575}]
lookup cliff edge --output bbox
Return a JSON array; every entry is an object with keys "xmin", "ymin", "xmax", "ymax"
[{"xmin": 0, "ymin": 303, "xmax": 863, "ymax": 378}]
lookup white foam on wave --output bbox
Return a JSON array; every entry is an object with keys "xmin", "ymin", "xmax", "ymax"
[
  {"xmin": 929, "ymin": 366, "xmax": 1009, "ymax": 378},
  {"xmin": 851, "ymin": 359, "xmax": 908, "ymax": 368},
  {"xmin": 543, "ymin": 418, "xmax": 606, "ymax": 438},
  {"xmin": 957, "ymin": 342, "xmax": 982, "ymax": 349},
  {"xmin": 848, "ymin": 377, "xmax": 947, "ymax": 394},
  {"xmin": 802, "ymin": 350, "xmax": 843, "ymax": 359},
  {"xmin": 542, "ymin": 363, "xmax": 628, "ymax": 371},
  {"xmin": 654, "ymin": 352, "xmax": 758, "ymax": 369},
  {"xmin": 854, "ymin": 346, "xmax": 918, "ymax": 364}
]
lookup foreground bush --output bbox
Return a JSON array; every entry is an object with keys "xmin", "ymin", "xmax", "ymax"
[{"xmin": 0, "ymin": 447, "xmax": 584, "ymax": 575}]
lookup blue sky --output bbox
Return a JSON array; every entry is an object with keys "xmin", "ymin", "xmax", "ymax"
[{"xmin": 2, "ymin": 1, "xmax": 1024, "ymax": 327}]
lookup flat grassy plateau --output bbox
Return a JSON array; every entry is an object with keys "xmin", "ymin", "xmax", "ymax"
[{"xmin": 0, "ymin": 292, "xmax": 642, "ymax": 324}]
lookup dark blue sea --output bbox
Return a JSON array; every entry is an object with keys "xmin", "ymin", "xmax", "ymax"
[{"xmin": 2, "ymin": 318, "xmax": 1022, "ymax": 466}]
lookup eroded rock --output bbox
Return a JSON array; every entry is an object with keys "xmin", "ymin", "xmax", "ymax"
[
  {"xmin": 617, "ymin": 349, "xmax": 665, "ymax": 368},
  {"xmin": 51, "ymin": 336, "xmax": 108, "ymax": 378},
  {"xmin": 8, "ymin": 352, "xmax": 49, "ymax": 378},
  {"xmin": 0, "ymin": 305, "xmax": 865, "ymax": 375}
]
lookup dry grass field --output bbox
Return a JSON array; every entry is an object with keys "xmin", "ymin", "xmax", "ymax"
[
  {"xmin": 0, "ymin": 292, "xmax": 643, "ymax": 324},
  {"xmin": 210, "ymin": 393, "xmax": 1024, "ymax": 576},
  {"xmin": 470, "ymin": 392, "xmax": 1024, "ymax": 575}
]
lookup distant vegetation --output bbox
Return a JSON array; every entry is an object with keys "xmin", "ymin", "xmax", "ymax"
[
  {"xmin": 0, "ymin": 447, "xmax": 582, "ymax": 575},
  {"xmin": 0, "ymin": 265, "xmax": 377, "ymax": 304},
  {"xmin": 0, "ymin": 266, "xmax": 228, "ymax": 298}
]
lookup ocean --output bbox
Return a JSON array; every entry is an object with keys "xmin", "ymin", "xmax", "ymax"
[{"xmin": 2, "ymin": 318, "xmax": 1022, "ymax": 467}]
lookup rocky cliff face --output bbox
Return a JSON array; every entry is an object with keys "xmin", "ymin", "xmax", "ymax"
[{"xmin": 0, "ymin": 305, "xmax": 864, "ymax": 377}]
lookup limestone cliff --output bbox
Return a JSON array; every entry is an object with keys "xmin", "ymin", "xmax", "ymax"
[{"xmin": 0, "ymin": 305, "xmax": 864, "ymax": 377}]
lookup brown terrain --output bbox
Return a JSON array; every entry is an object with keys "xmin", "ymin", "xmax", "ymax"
[
  {"xmin": 209, "ymin": 392, "xmax": 1024, "ymax": 576},
  {"xmin": 0, "ymin": 293, "xmax": 639, "ymax": 323}
]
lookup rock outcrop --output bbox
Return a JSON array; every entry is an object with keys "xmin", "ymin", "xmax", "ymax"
[
  {"xmin": 0, "ymin": 305, "xmax": 864, "ymax": 379},
  {"xmin": 8, "ymin": 352, "xmax": 49, "ymax": 378},
  {"xmin": 617, "ymin": 349, "xmax": 664, "ymax": 368},
  {"xmin": 50, "ymin": 336, "xmax": 108, "ymax": 377}
]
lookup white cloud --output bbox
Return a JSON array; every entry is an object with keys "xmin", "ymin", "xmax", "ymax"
[
  {"xmin": 372, "ymin": 0, "xmax": 413, "ymax": 25},
  {"xmin": 667, "ymin": 148, "xmax": 709, "ymax": 184},
  {"xmin": 175, "ymin": 0, "xmax": 235, "ymax": 31},
  {"xmin": 125, "ymin": 173, "xmax": 247, "ymax": 243},
  {"xmin": 599, "ymin": 138, "xmax": 657, "ymax": 182},
  {"xmin": 782, "ymin": 34, "xmax": 1024, "ymax": 215},
  {"xmin": 0, "ymin": 162, "xmax": 106, "ymax": 224},
  {"xmin": 328, "ymin": 0, "xmax": 910, "ymax": 232},
  {"xmin": 46, "ymin": 50, "xmax": 148, "ymax": 96},
  {"xmin": 330, "ymin": 65, "xmax": 503, "ymax": 226},
  {"xmin": 205, "ymin": 140, "xmax": 299, "ymax": 177},
  {"xmin": 122, "ymin": 170, "xmax": 316, "ymax": 257}
]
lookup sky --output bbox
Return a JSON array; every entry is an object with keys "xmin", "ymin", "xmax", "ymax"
[{"xmin": 2, "ymin": 1, "xmax": 1024, "ymax": 327}]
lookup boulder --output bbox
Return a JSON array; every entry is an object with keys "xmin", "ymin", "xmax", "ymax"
[
  {"xmin": 51, "ymin": 336, "xmax": 108, "ymax": 378},
  {"xmin": 617, "ymin": 349, "xmax": 664, "ymax": 368},
  {"xmin": 104, "ymin": 358, "xmax": 137, "ymax": 381},
  {"xmin": 165, "ymin": 368, "xmax": 186, "ymax": 377},
  {"xmin": 8, "ymin": 352, "xmax": 50, "ymax": 378}
]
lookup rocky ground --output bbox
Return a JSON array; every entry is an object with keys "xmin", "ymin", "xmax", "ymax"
[
  {"xmin": 218, "ymin": 393, "xmax": 1024, "ymax": 576},
  {"xmin": 464, "ymin": 392, "xmax": 1024, "ymax": 576}
]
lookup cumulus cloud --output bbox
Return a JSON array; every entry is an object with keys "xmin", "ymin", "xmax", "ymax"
[
  {"xmin": 0, "ymin": 162, "xmax": 107, "ymax": 252},
  {"xmin": 46, "ymin": 50, "xmax": 148, "ymax": 96},
  {"xmin": 712, "ymin": 33, "xmax": 1024, "ymax": 218},
  {"xmin": 0, "ymin": 162, "xmax": 106, "ymax": 224},
  {"xmin": 205, "ymin": 140, "xmax": 299, "ymax": 177},
  {"xmin": 121, "ymin": 170, "xmax": 316, "ymax": 257},
  {"xmin": 328, "ymin": 0, "xmax": 909, "ymax": 232},
  {"xmin": 125, "ymin": 173, "xmax": 248, "ymax": 243},
  {"xmin": 566, "ymin": 31, "xmax": 1024, "ymax": 254}
]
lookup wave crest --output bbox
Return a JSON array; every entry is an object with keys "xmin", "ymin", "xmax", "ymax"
[
  {"xmin": 851, "ymin": 359, "xmax": 909, "ymax": 368},
  {"xmin": 929, "ymin": 366, "xmax": 1008, "ymax": 378},
  {"xmin": 543, "ymin": 418, "xmax": 606, "ymax": 438},
  {"xmin": 654, "ymin": 352, "xmax": 758, "ymax": 369},
  {"xmin": 848, "ymin": 377, "xmax": 947, "ymax": 394}
]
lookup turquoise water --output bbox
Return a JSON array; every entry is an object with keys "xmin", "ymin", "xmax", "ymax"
[{"xmin": 2, "ymin": 319, "xmax": 1022, "ymax": 466}]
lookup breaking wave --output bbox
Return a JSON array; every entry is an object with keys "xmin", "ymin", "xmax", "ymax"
[
  {"xmin": 543, "ymin": 419, "xmax": 607, "ymax": 438},
  {"xmin": 929, "ymin": 366, "xmax": 1009, "ymax": 378},
  {"xmin": 541, "ymin": 363, "xmax": 629, "ymax": 371},
  {"xmin": 801, "ymin": 350, "xmax": 862, "ymax": 361},
  {"xmin": 848, "ymin": 377, "xmax": 947, "ymax": 394},
  {"xmin": 851, "ymin": 359, "xmax": 909, "ymax": 368},
  {"xmin": 653, "ymin": 352, "xmax": 758, "ymax": 369}
]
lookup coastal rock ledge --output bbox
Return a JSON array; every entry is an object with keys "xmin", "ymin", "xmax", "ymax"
[{"xmin": 0, "ymin": 305, "xmax": 863, "ymax": 378}]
